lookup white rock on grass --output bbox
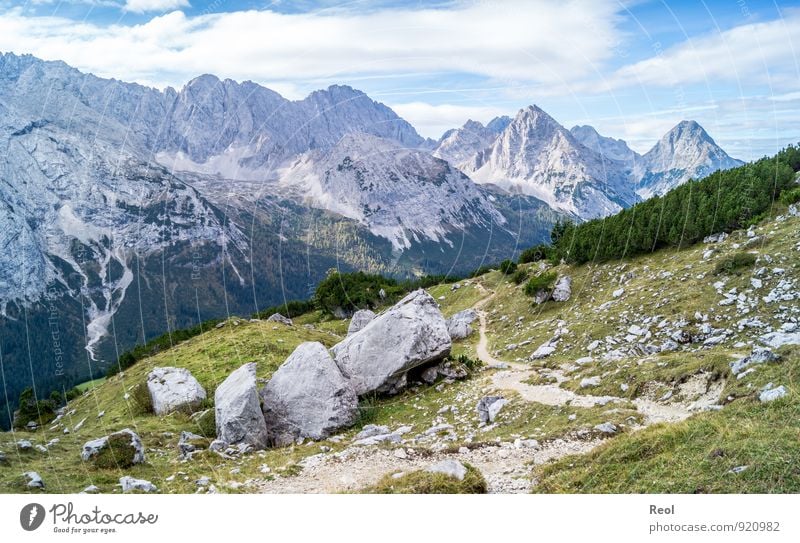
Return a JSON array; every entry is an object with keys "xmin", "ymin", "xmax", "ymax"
[
  {"xmin": 760, "ymin": 332, "xmax": 800, "ymax": 349},
  {"xmin": 425, "ymin": 459, "xmax": 467, "ymax": 481},
  {"xmin": 215, "ymin": 362, "xmax": 269, "ymax": 450},
  {"xmin": 446, "ymin": 308, "xmax": 478, "ymax": 340},
  {"xmin": 146, "ymin": 367, "xmax": 206, "ymax": 416},
  {"xmin": 23, "ymin": 471, "xmax": 44, "ymax": 489},
  {"xmin": 266, "ymin": 313, "xmax": 292, "ymax": 326},
  {"xmin": 119, "ymin": 476, "xmax": 157, "ymax": 493},
  {"xmin": 347, "ymin": 309, "xmax": 376, "ymax": 336},
  {"xmin": 476, "ymin": 396, "xmax": 507, "ymax": 424},
  {"xmin": 260, "ymin": 342, "xmax": 358, "ymax": 446},
  {"xmin": 580, "ymin": 376, "xmax": 601, "ymax": 388},
  {"xmin": 331, "ymin": 290, "xmax": 451, "ymax": 396},
  {"xmin": 551, "ymin": 276, "xmax": 572, "ymax": 302},
  {"xmin": 593, "ymin": 422, "xmax": 618, "ymax": 434},
  {"xmin": 759, "ymin": 384, "xmax": 787, "ymax": 403}
]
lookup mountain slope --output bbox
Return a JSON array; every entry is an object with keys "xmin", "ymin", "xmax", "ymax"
[
  {"xmin": 570, "ymin": 124, "xmax": 639, "ymax": 165},
  {"xmin": 433, "ymin": 117, "xmax": 509, "ymax": 165},
  {"xmin": 464, "ymin": 106, "xmax": 639, "ymax": 219}
]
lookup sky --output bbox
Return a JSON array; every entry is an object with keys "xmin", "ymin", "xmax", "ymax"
[{"xmin": 0, "ymin": 0, "xmax": 798, "ymax": 160}]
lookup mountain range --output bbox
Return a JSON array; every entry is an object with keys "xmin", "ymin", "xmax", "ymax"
[{"xmin": 0, "ymin": 52, "xmax": 743, "ymax": 427}]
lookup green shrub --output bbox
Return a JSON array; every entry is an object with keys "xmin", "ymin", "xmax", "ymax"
[
  {"xmin": 130, "ymin": 382, "xmax": 153, "ymax": 415},
  {"xmin": 498, "ymin": 259, "xmax": 517, "ymax": 275},
  {"xmin": 518, "ymin": 244, "xmax": 551, "ymax": 264},
  {"xmin": 362, "ymin": 463, "xmax": 488, "ymax": 494},
  {"xmin": 511, "ymin": 268, "xmax": 529, "ymax": 285},
  {"xmin": 779, "ymin": 187, "xmax": 800, "ymax": 206},
  {"xmin": 453, "ymin": 354, "xmax": 483, "ymax": 372},
  {"xmin": 315, "ymin": 271, "xmax": 399, "ymax": 315},
  {"xmin": 191, "ymin": 408, "xmax": 216, "ymax": 438},
  {"xmin": 713, "ymin": 252, "xmax": 757, "ymax": 275},
  {"xmin": 12, "ymin": 388, "xmax": 57, "ymax": 429},
  {"xmin": 92, "ymin": 432, "xmax": 140, "ymax": 469},
  {"xmin": 524, "ymin": 271, "xmax": 557, "ymax": 297}
]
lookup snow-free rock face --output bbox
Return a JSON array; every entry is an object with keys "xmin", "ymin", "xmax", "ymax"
[
  {"xmin": 464, "ymin": 106, "xmax": 638, "ymax": 219},
  {"xmin": 570, "ymin": 125, "xmax": 639, "ymax": 165},
  {"xmin": 347, "ymin": 309, "xmax": 376, "ymax": 336},
  {"xmin": 433, "ymin": 117, "xmax": 509, "ymax": 165},
  {"xmin": 146, "ymin": 367, "xmax": 206, "ymax": 416},
  {"xmin": 260, "ymin": 342, "xmax": 358, "ymax": 446},
  {"xmin": 277, "ymin": 132, "xmax": 506, "ymax": 250},
  {"xmin": 331, "ymin": 289, "xmax": 451, "ymax": 395},
  {"xmin": 446, "ymin": 309, "xmax": 478, "ymax": 340},
  {"xmin": 214, "ymin": 363, "xmax": 269, "ymax": 449},
  {"xmin": 635, "ymin": 121, "xmax": 743, "ymax": 198}
]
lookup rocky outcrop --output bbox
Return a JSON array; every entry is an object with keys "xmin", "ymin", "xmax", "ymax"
[
  {"xmin": 146, "ymin": 367, "xmax": 206, "ymax": 416},
  {"xmin": 261, "ymin": 342, "xmax": 358, "ymax": 446},
  {"xmin": 446, "ymin": 309, "xmax": 477, "ymax": 340},
  {"xmin": 347, "ymin": 309, "xmax": 376, "ymax": 336},
  {"xmin": 266, "ymin": 313, "xmax": 293, "ymax": 326},
  {"xmin": 214, "ymin": 363, "xmax": 269, "ymax": 449},
  {"xmin": 331, "ymin": 290, "xmax": 451, "ymax": 395},
  {"xmin": 476, "ymin": 396, "xmax": 507, "ymax": 424}
]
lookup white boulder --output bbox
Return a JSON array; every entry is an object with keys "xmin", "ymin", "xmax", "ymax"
[
  {"xmin": 347, "ymin": 309, "xmax": 376, "ymax": 336},
  {"xmin": 146, "ymin": 367, "xmax": 206, "ymax": 415},
  {"xmin": 215, "ymin": 362, "xmax": 269, "ymax": 449}
]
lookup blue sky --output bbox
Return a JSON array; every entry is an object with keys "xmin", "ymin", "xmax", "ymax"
[{"xmin": 0, "ymin": 0, "xmax": 798, "ymax": 159}]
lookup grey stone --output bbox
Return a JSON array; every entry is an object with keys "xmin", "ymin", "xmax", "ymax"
[
  {"xmin": 261, "ymin": 342, "xmax": 358, "ymax": 446},
  {"xmin": 119, "ymin": 476, "xmax": 157, "ymax": 493},
  {"xmin": 580, "ymin": 376, "xmax": 601, "ymax": 388},
  {"xmin": 759, "ymin": 385, "xmax": 787, "ymax": 403},
  {"xmin": 178, "ymin": 431, "xmax": 206, "ymax": 458},
  {"xmin": 425, "ymin": 459, "xmax": 467, "ymax": 481},
  {"xmin": 593, "ymin": 422, "xmax": 618, "ymax": 434},
  {"xmin": 331, "ymin": 290, "xmax": 451, "ymax": 396},
  {"xmin": 23, "ymin": 471, "xmax": 44, "ymax": 489},
  {"xmin": 355, "ymin": 425, "xmax": 390, "ymax": 440},
  {"xmin": 731, "ymin": 347, "xmax": 780, "ymax": 375},
  {"xmin": 760, "ymin": 331, "xmax": 800, "ymax": 348},
  {"xmin": 16, "ymin": 439, "xmax": 32, "ymax": 451},
  {"xmin": 477, "ymin": 396, "xmax": 507, "ymax": 424},
  {"xmin": 421, "ymin": 366, "xmax": 439, "ymax": 384},
  {"xmin": 215, "ymin": 362, "xmax": 269, "ymax": 449},
  {"xmin": 81, "ymin": 485, "xmax": 100, "ymax": 494},
  {"xmin": 446, "ymin": 309, "xmax": 477, "ymax": 340},
  {"xmin": 552, "ymin": 275, "xmax": 572, "ymax": 302},
  {"xmin": 347, "ymin": 309, "xmax": 376, "ymax": 336},
  {"xmin": 146, "ymin": 367, "xmax": 206, "ymax": 416},
  {"xmin": 266, "ymin": 313, "xmax": 292, "ymax": 326}
]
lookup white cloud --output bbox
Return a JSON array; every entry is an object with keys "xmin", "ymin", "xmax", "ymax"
[
  {"xmin": 0, "ymin": 0, "xmax": 622, "ymax": 89},
  {"xmin": 123, "ymin": 0, "xmax": 190, "ymax": 13},
  {"xmin": 390, "ymin": 102, "xmax": 508, "ymax": 139},
  {"xmin": 602, "ymin": 9, "xmax": 800, "ymax": 93}
]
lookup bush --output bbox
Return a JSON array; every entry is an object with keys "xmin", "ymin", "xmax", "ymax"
[
  {"xmin": 498, "ymin": 259, "xmax": 517, "ymax": 275},
  {"xmin": 130, "ymin": 382, "xmax": 153, "ymax": 415},
  {"xmin": 519, "ymin": 244, "xmax": 551, "ymax": 264},
  {"xmin": 524, "ymin": 271, "xmax": 557, "ymax": 297},
  {"xmin": 92, "ymin": 433, "xmax": 140, "ymax": 469},
  {"xmin": 362, "ymin": 463, "xmax": 488, "ymax": 494},
  {"xmin": 315, "ymin": 271, "xmax": 399, "ymax": 315},
  {"xmin": 12, "ymin": 388, "xmax": 57, "ymax": 429},
  {"xmin": 714, "ymin": 252, "xmax": 757, "ymax": 275},
  {"xmin": 511, "ymin": 268, "xmax": 529, "ymax": 285},
  {"xmin": 454, "ymin": 354, "xmax": 483, "ymax": 372},
  {"xmin": 779, "ymin": 187, "xmax": 800, "ymax": 206}
]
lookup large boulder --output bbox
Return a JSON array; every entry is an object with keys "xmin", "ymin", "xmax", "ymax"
[
  {"xmin": 146, "ymin": 367, "xmax": 206, "ymax": 415},
  {"xmin": 261, "ymin": 342, "xmax": 358, "ymax": 446},
  {"xmin": 214, "ymin": 363, "xmax": 269, "ymax": 450},
  {"xmin": 331, "ymin": 289, "xmax": 451, "ymax": 395},
  {"xmin": 446, "ymin": 309, "xmax": 477, "ymax": 340},
  {"xmin": 551, "ymin": 276, "xmax": 572, "ymax": 302},
  {"xmin": 347, "ymin": 309, "xmax": 376, "ymax": 336}
]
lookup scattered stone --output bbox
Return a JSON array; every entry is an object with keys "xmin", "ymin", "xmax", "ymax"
[
  {"xmin": 551, "ymin": 276, "xmax": 572, "ymax": 302},
  {"xmin": 446, "ymin": 309, "xmax": 478, "ymax": 340},
  {"xmin": 347, "ymin": 309, "xmax": 376, "ymax": 336},
  {"xmin": 393, "ymin": 449, "xmax": 408, "ymax": 459},
  {"xmin": 81, "ymin": 428, "xmax": 146, "ymax": 466},
  {"xmin": 612, "ymin": 288, "xmax": 624, "ymax": 298},
  {"xmin": 530, "ymin": 341, "xmax": 557, "ymax": 359},
  {"xmin": 421, "ymin": 366, "xmax": 439, "ymax": 384},
  {"xmin": 261, "ymin": 342, "xmax": 358, "ymax": 446},
  {"xmin": 16, "ymin": 440, "xmax": 32, "ymax": 451},
  {"xmin": 178, "ymin": 431, "xmax": 207, "ymax": 458},
  {"xmin": 728, "ymin": 465, "xmax": 749, "ymax": 474},
  {"xmin": 759, "ymin": 384, "xmax": 787, "ymax": 403},
  {"xmin": 580, "ymin": 376, "xmax": 601, "ymax": 388},
  {"xmin": 81, "ymin": 485, "xmax": 100, "ymax": 494},
  {"xmin": 215, "ymin": 362, "xmax": 269, "ymax": 449},
  {"xmin": 266, "ymin": 313, "xmax": 293, "ymax": 326},
  {"xmin": 119, "ymin": 476, "xmax": 157, "ymax": 493},
  {"xmin": 476, "ymin": 396, "xmax": 507, "ymax": 424},
  {"xmin": 593, "ymin": 422, "xmax": 618, "ymax": 434},
  {"xmin": 331, "ymin": 290, "xmax": 451, "ymax": 396},
  {"xmin": 760, "ymin": 331, "xmax": 800, "ymax": 348},
  {"xmin": 146, "ymin": 367, "xmax": 207, "ymax": 416},
  {"xmin": 23, "ymin": 471, "xmax": 44, "ymax": 489},
  {"xmin": 425, "ymin": 459, "xmax": 467, "ymax": 481}
]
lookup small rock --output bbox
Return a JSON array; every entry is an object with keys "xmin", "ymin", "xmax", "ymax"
[
  {"xmin": 425, "ymin": 459, "xmax": 467, "ymax": 481},
  {"xmin": 593, "ymin": 422, "xmax": 618, "ymax": 434},
  {"xmin": 119, "ymin": 476, "xmax": 157, "ymax": 493},
  {"xmin": 266, "ymin": 313, "xmax": 293, "ymax": 326},
  {"xmin": 476, "ymin": 396, "xmax": 507, "ymax": 424},
  {"xmin": 23, "ymin": 471, "xmax": 44, "ymax": 489},
  {"xmin": 580, "ymin": 376, "xmax": 601, "ymax": 388},
  {"xmin": 759, "ymin": 385, "xmax": 787, "ymax": 403}
]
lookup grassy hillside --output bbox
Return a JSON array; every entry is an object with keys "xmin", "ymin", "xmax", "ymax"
[{"xmin": 1, "ymin": 201, "xmax": 797, "ymax": 494}]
